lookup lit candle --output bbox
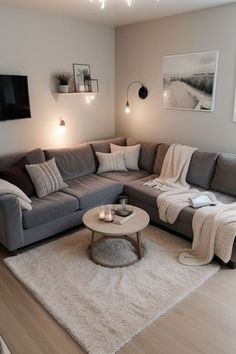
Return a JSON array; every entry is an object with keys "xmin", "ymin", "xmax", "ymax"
[
  {"xmin": 98, "ymin": 206, "xmax": 105, "ymax": 221},
  {"xmin": 105, "ymin": 209, "xmax": 113, "ymax": 222}
]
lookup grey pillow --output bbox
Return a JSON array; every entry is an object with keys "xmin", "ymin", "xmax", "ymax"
[
  {"xmin": 211, "ymin": 153, "xmax": 236, "ymax": 196},
  {"xmin": 26, "ymin": 158, "xmax": 68, "ymax": 198},
  {"xmin": 96, "ymin": 151, "xmax": 127, "ymax": 174}
]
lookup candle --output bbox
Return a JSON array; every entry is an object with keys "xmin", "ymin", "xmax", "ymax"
[
  {"xmin": 105, "ymin": 209, "xmax": 114, "ymax": 222},
  {"xmin": 98, "ymin": 206, "xmax": 105, "ymax": 221}
]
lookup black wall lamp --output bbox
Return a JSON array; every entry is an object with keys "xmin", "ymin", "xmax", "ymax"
[{"xmin": 125, "ymin": 81, "xmax": 149, "ymax": 114}]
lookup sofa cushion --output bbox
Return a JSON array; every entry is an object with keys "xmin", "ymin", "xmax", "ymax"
[
  {"xmin": 211, "ymin": 153, "xmax": 236, "ymax": 196},
  {"xmin": 127, "ymin": 138, "xmax": 158, "ymax": 173},
  {"xmin": 125, "ymin": 174, "xmax": 162, "ymax": 208},
  {"xmin": 45, "ymin": 143, "xmax": 96, "ymax": 181},
  {"xmin": 186, "ymin": 151, "xmax": 218, "ymax": 189},
  {"xmin": 0, "ymin": 148, "xmax": 45, "ymax": 170},
  {"xmin": 100, "ymin": 170, "xmax": 150, "ymax": 184},
  {"xmin": 153, "ymin": 143, "xmax": 170, "ymax": 175},
  {"xmin": 0, "ymin": 156, "xmax": 34, "ymax": 196},
  {"xmin": 110, "ymin": 143, "xmax": 141, "ymax": 171},
  {"xmin": 90, "ymin": 137, "xmax": 126, "ymax": 169},
  {"xmin": 96, "ymin": 151, "xmax": 127, "ymax": 174},
  {"xmin": 23, "ymin": 191, "xmax": 79, "ymax": 229},
  {"xmin": 63, "ymin": 174, "xmax": 123, "ymax": 210},
  {"xmin": 26, "ymin": 158, "xmax": 68, "ymax": 198}
]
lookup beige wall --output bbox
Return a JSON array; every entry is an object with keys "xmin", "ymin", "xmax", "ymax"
[
  {"xmin": 115, "ymin": 4, "xmax": 236, "ymax": 153},
  {"xmin": 0, "ymin": 6, "xmax": 115, "ymax": 155}
]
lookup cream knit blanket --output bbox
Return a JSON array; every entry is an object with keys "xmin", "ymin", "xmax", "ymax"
[
  {"xmin": 144, "ymin": 144, "xmax": 198, "ymax": 191},
  {"xmin": 179, "ymin": 203, "xmax": 236, "ymax": 265},
  {"xmin": 157, "ymin": 188, "xmax": 217, "ymax": 224}
]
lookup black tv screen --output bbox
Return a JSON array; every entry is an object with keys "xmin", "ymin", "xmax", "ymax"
[{"xmin": 0, "ymin": 75, "xmax": 31, "ymax": 121}]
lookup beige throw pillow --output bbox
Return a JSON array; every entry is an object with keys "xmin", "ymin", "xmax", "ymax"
[
  {"xmin": 26, "ymin": 158, "xmax": 68, "ymax": 198},
  {"xmin": 110, "ymin": 143, "xmax": 141, "ymax": 171},
  {"xmin": 96, "ymin": 151, "xmax": 128, "ymax": 174}
]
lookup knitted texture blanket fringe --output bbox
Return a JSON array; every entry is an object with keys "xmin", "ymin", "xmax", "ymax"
[{"xmin": 179, "ymin": 202, "xmax": 236, "ymax": 265}]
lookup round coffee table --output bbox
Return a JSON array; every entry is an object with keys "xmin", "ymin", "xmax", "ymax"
[{"xmin": 83, "ymin": 205, "xmax": 150, "ymax": 268}]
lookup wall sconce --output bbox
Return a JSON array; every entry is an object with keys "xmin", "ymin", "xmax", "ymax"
[
  {"xmin": 125, "ymin": 81, "xmax": 148, "ymax": 114},
  {"xmin": 59, "ymin": 119, "xmax": 66, "ymax": 135}
]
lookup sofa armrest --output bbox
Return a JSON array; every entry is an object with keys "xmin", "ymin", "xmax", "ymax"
[{"xmin": 0, "ymin": 194, "xmax": 24, "ymax": 251}]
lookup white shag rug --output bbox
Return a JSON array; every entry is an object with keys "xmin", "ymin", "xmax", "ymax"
[{"xmin": 4, "ymin": 225, "xmax": 220, "ymax": 354}]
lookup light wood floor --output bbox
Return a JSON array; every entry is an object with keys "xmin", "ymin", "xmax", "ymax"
[{"xmin": 1, "ymin": 241, "xmax": 236, "ymax": 354}]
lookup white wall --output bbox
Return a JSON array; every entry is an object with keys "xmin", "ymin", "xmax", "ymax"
[
  {"xmin": 115, "ymin": 4, "xmax": 236, "ymax": 153},
  {"xmin": 0, "ymin": 6, "xmax": 115, "ymax": 155}
]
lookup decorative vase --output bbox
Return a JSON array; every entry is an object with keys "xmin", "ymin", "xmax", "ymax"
[{"xmin": 58, "ymin": 85, "xmax": 69, "ymax": 93}]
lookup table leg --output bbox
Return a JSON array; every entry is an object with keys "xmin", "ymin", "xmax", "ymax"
[
  {"xmin": 137, "ymin": 231, "xmax": 142, "ymax": 259},
  {"xmin": 90, "ymin": 231, "xmax": 96, "ymax": 261}
]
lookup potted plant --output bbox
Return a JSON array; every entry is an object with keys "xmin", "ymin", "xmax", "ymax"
[{"xmin": 54, "ymin": 72, "xmax": 71, "ymax": 93}]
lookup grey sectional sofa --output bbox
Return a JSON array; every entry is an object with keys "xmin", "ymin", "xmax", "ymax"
[{"xmin": 0, "ymin": 136, "xmax": 236, "ymax": 267}]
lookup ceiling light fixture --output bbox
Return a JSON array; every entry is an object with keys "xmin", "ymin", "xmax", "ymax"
[{"xmin": 90, "ymin": 0, "xmax": 160, "ymax": 10}]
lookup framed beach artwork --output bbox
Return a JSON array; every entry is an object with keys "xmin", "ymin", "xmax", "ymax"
[{"xmin": 162, "ymin": 51, "xmax": 219, "ymax": 112}]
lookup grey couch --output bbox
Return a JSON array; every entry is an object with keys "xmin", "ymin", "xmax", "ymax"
[{"xmin": 0, "ymin": 136, "xmax": 236, "ymax": 267}]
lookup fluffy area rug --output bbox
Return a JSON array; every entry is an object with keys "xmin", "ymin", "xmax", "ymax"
[{"xmin": 4, "ymin": 225, "xmax": 220, "ymax": 354}]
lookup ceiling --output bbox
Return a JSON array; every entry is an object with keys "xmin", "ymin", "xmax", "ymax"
[{"xmin": 0, "ymin": 0, "xmax": 235, "ymax": 26}]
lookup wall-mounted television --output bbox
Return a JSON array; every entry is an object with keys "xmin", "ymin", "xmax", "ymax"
[{"xmin": 0, "ymin": 75, "xmax": 31, "ymax": 121}]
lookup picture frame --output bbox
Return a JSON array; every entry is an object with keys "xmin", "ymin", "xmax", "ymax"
[
  {"xmin": 162, "ymin": 51, "xmax": 219, "ymax": 112},
  {"xmin": 73, "ymin": 63, "xmax": 91, "ymax": 92}
]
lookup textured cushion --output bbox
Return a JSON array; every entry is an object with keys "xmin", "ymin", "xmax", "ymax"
[
  {"xmin": 23, "ymin": 191, "xmax": 79, "ymax": 229},
  {"xmin": 45, "ymin": 143, "xmax": 96, "ymax": 181},
  {"xmin": 153, "ymin": 143, "xmax": 170, "ymax": 175},
  {"xmin": 63, "ymin": 174, "xmax": 123, "ymax": 210},
  {"xmin": 211, "ymin": 153, "xmax": 236, "ymax": 196},
  {"xmin": 0, "ymin": 157, "xmax": 34, "ymax": 196},
  {"xmin": 96, "ymin": 152, "xmax": 127, "ymax": 174},
  {"xmin": 100, "ymin": 170, "xmax": 150, "ymax": 184},
  {"xmin": 110, "ymin": 143, "xmax": 140, "ymax": 171},
  {"xmin": 0, "ymin": 148, "xmax": 45, "ymax": 170},
  {"xmin": 186, "ymin": 151, "xmax": 218, "ymax": 189},
  {"xmin": 125, "ymin": 174, "xmax": 162, "ymax": 208},
  {"xmin": 90, "ymin": 137, "xmax": 126, "ymax": 169},
  {"xmin": 26, "ymin": 158, "xmax": 68, "ymax": 198},
  {"xmin": 127, "ymin": 138, "xmax": 158, "ymax": 173}
]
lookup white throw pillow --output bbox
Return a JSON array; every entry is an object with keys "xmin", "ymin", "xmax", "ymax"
[
  {"xmin": 110, "ymin": 143, "xmax": 141, "ymax": 171},
  {"xmin": 26, "ymin": 158, "xmax": 68, "ymax": 198},
  {"xmin": 96, "ymin": 151, "xmax": 128, "ymax": 174},
  {"xmin": 0, "ymin": 178, "xmax": 32, "ymax": 210}
]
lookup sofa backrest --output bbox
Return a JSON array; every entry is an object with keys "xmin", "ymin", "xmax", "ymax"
[
  {"xmin": 153, "ymin": 143, "xmax": 169, "ymax": 176},
  {"xmin": 126, "ymin": 138, "xmax": 158, "ymax": 173},
  {"xmin": 186, "ymin": 151, "xmax": 218, "ymax": 189},
  {"xmin": 0, "ymin": 148, "xmax": 45, "ymax": 169},
  {"xmin": 153, "ymin": 144, "xmax": 217, "ymax": 189},
  {"xmin": 211, "ymin": 153, "xmax": 236, "ymax": 196},
  {"xmin": 45, "ymin": 143, "xmax": 96, "ymax": 181}
]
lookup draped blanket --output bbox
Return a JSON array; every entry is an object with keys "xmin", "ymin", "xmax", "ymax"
[
  {"xmin": 157, "ymin": 188, "xmax": 217, "ymax": 224},
  {"xmin": 144, "ymin": 144, "xmax": 198, "ymax": 191},
  {"xmin": 144, "ymin": 143, "xmax": 236, "ymax": 265},
  {"xmin": 179, "ymin": 203, "xmax": 236, "ymax": 265},
  {"xmin": 0, "ymin": 179, "xmax": 32, "ymax": 210}
]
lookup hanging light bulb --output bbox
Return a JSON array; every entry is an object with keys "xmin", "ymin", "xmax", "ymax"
[
  {"xmin": 127, "ymin": 0, "xmax": 132, "ymax": 7},
  {"xmin": 125, "ymin": 101, "xmax": 131, "ymax": 114}
]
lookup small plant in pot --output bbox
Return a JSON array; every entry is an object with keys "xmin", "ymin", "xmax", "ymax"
[{"xmin": 54, "ymin": 72, "xmax": 71, "ymax": 93}]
